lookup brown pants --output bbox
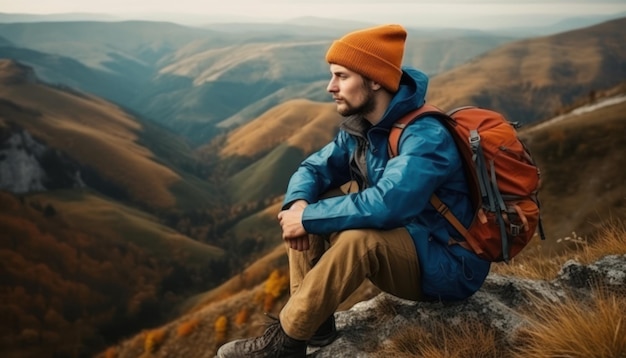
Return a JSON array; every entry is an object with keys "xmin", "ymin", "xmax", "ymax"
[{"xmin": 279, "ymin": 191, "xmax": 422, "ymax": 340}]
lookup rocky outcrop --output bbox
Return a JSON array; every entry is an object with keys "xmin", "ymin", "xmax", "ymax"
[
  {"xmin": 0, "ymin": 127, "xmax": 84, "ymax": 193},
  {"xmin": 309, "ymin": 255, "xmax": 626, "ymax": 357}
]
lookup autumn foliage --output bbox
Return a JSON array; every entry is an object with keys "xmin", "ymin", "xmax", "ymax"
[
  {"xmin": 214, "ymin": 315, "xmax": 229, "ymax": 345},
  {"xmin": 143, "ymin": 328, "xmax": 167, "ymax": 354},
  {"xmin": 263, "ymin": 269, "xmax": 290, "ymax": 312},
  {"xmin": 177, "ymin": 317, "xmax": 201, "ymax": 337}
]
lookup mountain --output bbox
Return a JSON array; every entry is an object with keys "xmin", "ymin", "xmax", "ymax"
[
  {"xmin": 0, "ymin": 46, "xmax": 140, "ymax": 109},
  {"xmin": 0, "ymin": 21, "xmax": 219, "ymax": 71},
  {"xmin": 0, "ymin": 19, "xmax": 514, "ymax": 144},
  {"xmin": 0, "ymin": 59, "xmax": 236, "ymax": 357},
  {"xmin": 0, "ymin": 59, "xmax": 218, "ymax": 210},
  {"xmin": 428, "ymin": 17, "xmax": 626, "ymax": 124},
  {"xmin": 520, "ymin": 86, "xmax": 626, "ymax": 250},
  {"xmin": 0, "ymin": 12, "xmax": 121, "ymax": 23}
]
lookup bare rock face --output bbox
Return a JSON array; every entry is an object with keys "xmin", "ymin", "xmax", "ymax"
[
  {"xmin": 309, "ymin": 255, "xmax": 626, "ymax": 357},
  {"xmin": 0, "ymin": 128, "xmax": 84, "ymax": 193},
  {"xmin": 0, "ymin": 130, "xmax": 48, "ymax": 192}
]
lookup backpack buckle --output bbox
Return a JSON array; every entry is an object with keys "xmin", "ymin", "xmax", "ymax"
[
  {"xmin": 469, "ymin": 129, "xmax": 480, "ymax": 143},
  {"xmin": 510, "ymin": 223, "xmax": 521, "ymax": 237}
]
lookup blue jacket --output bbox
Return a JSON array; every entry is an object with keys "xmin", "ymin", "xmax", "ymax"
[{"xmin": 282, "ymin": 67, "xmax": 490, "ymax": 300}]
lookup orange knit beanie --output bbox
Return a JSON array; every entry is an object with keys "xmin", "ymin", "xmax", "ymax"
[{"xmin": 325, "ymin": 24, "xmax": 407, "ymax": 93}]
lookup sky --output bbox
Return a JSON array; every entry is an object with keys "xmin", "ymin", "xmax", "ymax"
[{"xmin": 2, "ymin": 0, "xmax": 626, "ymax": 29}]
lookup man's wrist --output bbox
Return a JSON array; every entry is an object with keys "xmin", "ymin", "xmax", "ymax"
[{"xmin": 290, "ymin": 199, "xmax": 308, "ymax": 210}]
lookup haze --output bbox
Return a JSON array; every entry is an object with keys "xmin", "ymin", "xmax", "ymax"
[{"xmin": 4, "ymin": 0, "xmax": 626, "ymax": 29}]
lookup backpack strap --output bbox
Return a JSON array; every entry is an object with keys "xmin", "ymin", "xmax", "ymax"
[
  {"xmin": 387, "ymin": 104, "xmax": 447, "ymax": 158},
  {"xmin": 389, "ymin": 104, "xmax": 485, "ymax": 256},
  {"xmin": 430, "ymin": 195, "xmax": 485, "ymax": 256}
]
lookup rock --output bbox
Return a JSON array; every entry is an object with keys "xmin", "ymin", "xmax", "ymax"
[
  {"xmin": 309, "ymin": 254, "xmax": 626, "ymax": 357},
  {"xmin": 0, "ymin": 128, "xmax": 84, "ymax": 193}
]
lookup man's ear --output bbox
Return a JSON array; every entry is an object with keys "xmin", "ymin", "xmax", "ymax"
[{"xmin": 369, "ymin": 81, "xmax": 382, "ymax": 91}]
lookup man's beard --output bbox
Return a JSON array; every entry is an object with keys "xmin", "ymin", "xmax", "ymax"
[{"xmin": 337, "ymin": 88, "xmax": 376, "ymax": 117}]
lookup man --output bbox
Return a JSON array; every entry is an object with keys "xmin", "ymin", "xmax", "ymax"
[{"xmin": 216, "ymin": 24, "xmax": 491, "ymax": 358}]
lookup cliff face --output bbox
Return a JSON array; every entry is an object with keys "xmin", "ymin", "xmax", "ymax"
[
  {"xmin": 0, "ymin": 127, "xmax": 84, "ymax": 193},
  {"xmin": 0, "ymin": 129, "xmax": 47, "ymax": 192}
]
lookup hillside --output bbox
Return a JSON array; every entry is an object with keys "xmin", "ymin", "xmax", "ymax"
[
  {"xmin": 105, "ymin": 251, "xmax": 625, "ymax": 358},
  {"xmin": 428, "ymin": 17, "xmax": 626, "ymax": 124},
  {"xmin": 0, "ymin": 20, "xmax": 513, "ymax": 144},
  {"xmin": 0, "ymin": 59, "xmax": 218, "ymax": 210},
  {"xmin": 0, "ymin": 189, "xmax": 226, "ymax": 358},
  {"xmin": 208, "ymin": 99, "xmax": 342, "ymax": 206},
  {"xmin": 520, "ymin": 88, "xmax": 626, "ymax": 248},
  {"xmin": 0, "ymin": 60, "xmax": 235, "ymax": 357}
]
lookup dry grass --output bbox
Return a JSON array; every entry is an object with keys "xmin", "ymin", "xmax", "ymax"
[
  {"xmin": 182, "ymin": 244, "xmax": 287, "ymax": 314},
  {"xmin": 513, "ymin": 287, "xmax": 626, "ymax": 358},
  {"xmin": 491, "ymin": 220, "xmax": 626, "ymax": 280},
  {"xmin": 382, "ymin": 220, "xmax": 625, "ymax": 358},
  {"xmin": 376, "ymin": 318, "xmax": 504, "ymax": 358}
]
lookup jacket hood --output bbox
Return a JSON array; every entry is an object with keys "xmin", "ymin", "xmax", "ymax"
[{"xmin": 377, "ymin": 66, "xmax": 429, "ymax": 129}]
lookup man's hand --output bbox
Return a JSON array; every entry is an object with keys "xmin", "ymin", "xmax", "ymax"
[{"xmin": 278, "ymin": 200, "xmax": 309, "ymax": 251}]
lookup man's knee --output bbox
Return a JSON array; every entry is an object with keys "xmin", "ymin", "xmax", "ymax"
[{"xmin": 330, "ymin": 229, "xmax": 378, "ymax": 248}]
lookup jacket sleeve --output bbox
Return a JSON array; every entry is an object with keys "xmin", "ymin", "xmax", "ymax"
[
  {"xmin": 301, "ymin": 117, "xmax": 462, "ymax": 234},
  {"xmin": 282, "ymin": 130, "xmax": 353, "ymax": 209}
]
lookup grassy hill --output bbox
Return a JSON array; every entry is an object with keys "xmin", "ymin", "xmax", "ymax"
[
  {"xmin": 0, "ymin": 19, "xmax": 515, "ymax": 144},
  {"xmin": 520, "ymin": 87, "xmax": 626, "ymax": 248},
  {"xmin": 0, "ymin": 59, "xmax": 218, "ymax": 211},
  {"xmin": 1, "ymin": 18, "xmax": 622, "ymax": 146},
  {"xmin": 212, "ymin": 99, "xmax": 342, "ymax": 205},
  {"xmin": 0, "ymin": 59, "xmax": 237, "ymax": 357},
  {"xmin": 428, "ymin": 17, "xmax": 626, "ymax": 124}
]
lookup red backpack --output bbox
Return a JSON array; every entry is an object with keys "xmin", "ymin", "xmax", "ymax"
[{"xmin": 388, "ymin": 104, "xmax": 545, "ymax": 262}]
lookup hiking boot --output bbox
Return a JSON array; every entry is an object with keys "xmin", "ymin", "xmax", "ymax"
[
  {"xmin": 308, "ymin": 314, "xmax": 337, "ymax": 347},
  {"xmin": 215, "ymin": 318, "xmax": 306, "ymax": 358}
]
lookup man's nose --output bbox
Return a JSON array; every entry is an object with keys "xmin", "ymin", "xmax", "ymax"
[{"xmin": 327, "ymin": 78, "xmax": 337, "ymax": 93}]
